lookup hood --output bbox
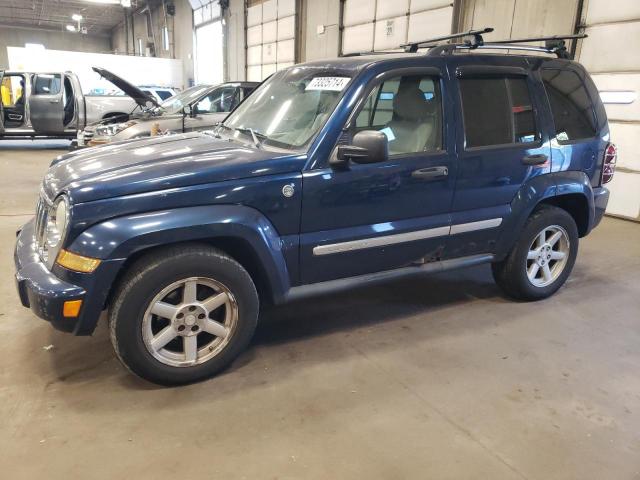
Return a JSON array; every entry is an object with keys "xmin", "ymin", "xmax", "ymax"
[
  {"xmin": 45, "ymin": 132, "xmax": 305, "ymax": 203},
  {"xmin": 92, "ymin": 66, "xmax": 160, "ymax": 109}
]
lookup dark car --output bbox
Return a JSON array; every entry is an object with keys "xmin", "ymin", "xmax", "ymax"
[{"xmin": 15, "ymin": 30, "xmax": 614, "ymax": 385}]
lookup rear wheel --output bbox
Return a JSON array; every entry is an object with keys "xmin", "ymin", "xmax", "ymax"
[
  {"xmin": 109, "ymin": 244, "xmax": 259, "ymax": 385},
  {"xmin": 492, "ymin": 205, "xmax": 579, "ymax": 301}
]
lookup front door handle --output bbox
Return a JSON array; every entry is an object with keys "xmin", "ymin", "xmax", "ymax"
[
  {"xmin": 411, "ymin": 166, "xmax": 449, "ymax": 180},
  {"xmin": 522, "ymin": 154, "xmax": 548, "ymax": 166}
]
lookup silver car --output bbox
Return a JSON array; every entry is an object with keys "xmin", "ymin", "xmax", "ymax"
[
  {"xmin": 78, "ymin": 81, "xmax": 258, "ymax": 147},
  {"xmin": 0, "ymin": 67, "xmax": 149, "ymax": 139}
]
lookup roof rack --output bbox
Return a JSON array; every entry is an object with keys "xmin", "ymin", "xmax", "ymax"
[
  {"xmin": 401, "ymin": 28, "xmax": 494, "ymax": 53},
  {"xmin": 341, "ymin": 28, "xmax": 586, "ymax": 59},
  {"xmin": 402, "ymin": 28, "xmax": 586, "ymax": 59}
]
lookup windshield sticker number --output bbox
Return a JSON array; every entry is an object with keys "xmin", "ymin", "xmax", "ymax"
[{"xmin": 306, "ymin": 77, "xmax": 350, "ymax": 92}]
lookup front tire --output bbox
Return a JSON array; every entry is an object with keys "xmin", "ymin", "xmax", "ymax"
[
  {"xmin": 109, "ymin": 244, "xmax": 259, "ymax": 385},
  {"xmin": 492, "ymin": 205, "xmax": 579, "ymax": 301}
]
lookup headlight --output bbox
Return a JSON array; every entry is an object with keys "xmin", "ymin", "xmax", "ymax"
[
  {"xmin": 42, "ymin": 195, "xmax": 69, "ymax": 268},
  {"xmin": 95, "ymin": 121, "xmax": 136, "ymax": 137}
]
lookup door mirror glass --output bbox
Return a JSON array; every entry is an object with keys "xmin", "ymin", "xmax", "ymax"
[
  {"xmin": 333, "ymin": 130, "xmax": 389, "ymax": 167},
  {"xmin": 183, "ymin": 104, "xmax": 193, "ymax": 116}
]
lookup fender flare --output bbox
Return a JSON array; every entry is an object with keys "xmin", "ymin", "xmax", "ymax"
[
  {"xmin": 494, "ymin": 172, "xmax": 594, "ymax": 258},
  {"xmin": 67, "ymin": 204, "xmax": 292, "ymax": 304}
]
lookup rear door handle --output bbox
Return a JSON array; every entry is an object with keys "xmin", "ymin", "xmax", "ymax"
[
  {"xmin": 522, "ymin": 154, "xmax": 548, "ymax": 166},
  {"xmin": 411, "ymin": 166, "xmax": 448, "ymax": 180}
]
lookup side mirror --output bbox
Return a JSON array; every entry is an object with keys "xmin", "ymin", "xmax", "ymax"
[
  {"xmin": 332, "ymin": 130, "xmax": 389, "ymax": 168},
  {"xmin": 184, "ymin": 105, "xmax": 197, "ymax": 117}
]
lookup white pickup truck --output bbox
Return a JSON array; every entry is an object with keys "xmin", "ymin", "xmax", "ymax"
[{"xmin": 0, "ymin": 67, "xmax": 159, "ymax": 140}]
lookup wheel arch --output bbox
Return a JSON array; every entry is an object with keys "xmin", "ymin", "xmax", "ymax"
[
  {"xmin": 67, "ymin": 204, "xmax": 293, "ymax": 319},
  {"xmin": 494, "ymin": 172, "xmax": 595, "ymax": 259},
  {"xmin": 538, "ymin": 193, "xmax": 590, "ymax": 237}
]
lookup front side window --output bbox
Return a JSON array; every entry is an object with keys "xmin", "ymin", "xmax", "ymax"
[
  {"xmin": 354, "ymin": 74, "xmax": 442, "ymax": 155},
  {"xmin": 32, "ymin": 74, "xmax": 61, "ymax": 95},
  {"xmin": 222, "ymin": 68, "xmax": 353, "ymax": 149},
  {"xmin": 196, "ymin": 87, "xmax": 239, "ymax": 113},
  {"xmin": 159, "ymin": 85, "xmax": 211, "ymax": 114},
  {"xmin": 460, "ymin": 77, "xmax": 538, "ymax": 148},
  {"xmin": 542, "ymin": 69, "xmax": 596, "ymax": 142}
]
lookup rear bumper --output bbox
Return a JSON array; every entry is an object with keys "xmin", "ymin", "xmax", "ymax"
[{"xmin": 591, "ymin": 186, "xmax": 609, "ymax": 230}]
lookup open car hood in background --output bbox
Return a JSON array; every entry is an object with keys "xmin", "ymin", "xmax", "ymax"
[{"xmin": 92, "ymin": 66, "xmax": 160, "ymax": 108}]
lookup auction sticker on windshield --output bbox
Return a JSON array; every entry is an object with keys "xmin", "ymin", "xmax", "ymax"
[{"xmin": 306, "ymin": 77, "xmax": 350, "ymax": 91}]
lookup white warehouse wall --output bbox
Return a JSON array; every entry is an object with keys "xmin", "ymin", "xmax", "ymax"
[
  {"xmin": 0, "ymin": 25, "xmax": 111, "ymax": 70},
  {"xmin": 579, "ymin": 0, "xmax": 640, "ymax": 221}
]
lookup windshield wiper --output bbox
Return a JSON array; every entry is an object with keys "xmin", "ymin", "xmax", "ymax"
[{"xmin": 234, "ymin": 127, "xmax": 266, "ymax": 149}]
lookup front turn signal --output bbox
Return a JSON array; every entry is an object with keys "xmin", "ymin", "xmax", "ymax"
[
  {"xmin": 56, "ymin": 249, "xmax": 101, "ymax": 273},
  {"xmin": 63, "ymin": 300, "xmax": 83, "ymax": 318}
]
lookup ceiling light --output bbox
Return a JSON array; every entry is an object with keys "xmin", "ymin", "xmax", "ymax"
[
  {"xmin": 72, "ymin": 14, "xmax": 83, "ymax": 21},
  {"xmin": 66, "ymin": 24, "xmax": 76, "ymax": 32}
]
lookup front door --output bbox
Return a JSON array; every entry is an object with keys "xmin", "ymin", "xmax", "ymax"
[
  {"xmin": 28, "ymin": 73, "xmax": 66, "ymax": 134},
  {"xmin": 447, "ymin": 58, "xmax": 552, "ymax": 258},
  {"xmin": 300, "ymin": 67, "xmax": 456, "ymax": 284},
  {"xmin": 184, "ymin": 86, "xmax": 240, "ymax": 132}
]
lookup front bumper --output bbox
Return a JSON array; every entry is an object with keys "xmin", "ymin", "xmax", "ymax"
[
  {"xmin": 14, "ymin": 219, "xmax": 87, "ymax": 332},
  {"xmin": 14, "ymin": 219, "xmax": 125, "ymax": 335}
]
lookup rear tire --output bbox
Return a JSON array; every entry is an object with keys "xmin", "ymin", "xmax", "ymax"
[
  {"xmin": 492, "ymin": 205, "xmax": 579, "ymax": 301},
  {"xmin": 109, "ymin": 244, "xmax": 259, "ymax": 385}
]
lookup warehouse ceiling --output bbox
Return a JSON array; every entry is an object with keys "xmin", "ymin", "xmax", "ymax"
[{"xmin": 0, "ymin": 0, "xmax": 144, "ymax": 36}]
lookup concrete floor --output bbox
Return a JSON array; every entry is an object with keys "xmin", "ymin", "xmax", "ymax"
[{"xmin": 1, "ymin": 140, "xmax": 639, "ymax": 479}]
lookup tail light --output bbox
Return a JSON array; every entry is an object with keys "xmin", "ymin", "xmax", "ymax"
[{"xmin": 601, "ymin": 143, "xmax": 617, "ymax": 184}]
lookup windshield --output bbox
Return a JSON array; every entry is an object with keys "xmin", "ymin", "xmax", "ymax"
[
  {"xmin": 159, "ymin": 85, "xmax": 212, "ymax": 114},
  {"xmin": 222, "ymin": 68, "xmax": 353, "ymax": 149}
]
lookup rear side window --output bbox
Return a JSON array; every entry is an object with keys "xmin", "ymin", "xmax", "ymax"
[
  {"xmin": 542, "ymin": 69, "xmax": 596, "ymax": 142},
  {"xmin": 460, "ymin": 77, "xmax": 538, "ymax": 148}
]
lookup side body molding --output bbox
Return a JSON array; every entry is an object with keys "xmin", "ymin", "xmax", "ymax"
[{"xmin": 67, "ymin": 204, "xmax": 293, "ymax": 303}]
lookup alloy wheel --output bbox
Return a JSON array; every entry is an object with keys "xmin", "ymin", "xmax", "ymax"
[
  {"xmin": 141, "ymin": 277, "xmax": 238, "ymax": 367},
  {"xmin": 525, "ymin": 225, "xmax": 570, "ymax": 288}
]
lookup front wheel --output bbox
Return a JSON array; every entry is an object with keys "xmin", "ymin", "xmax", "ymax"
[
  {"xmin": 492, "ymin": 205, "xmax": 579, "ymax": 301},
  {"xmin": 109, "ymin": 245, "xmax": 259, "ymax": 385}
]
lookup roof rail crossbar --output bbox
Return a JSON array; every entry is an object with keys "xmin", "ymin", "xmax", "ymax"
[
  {"xmin": 401, "ymin": 27, "xmax": 494, "ymax": 53},
  {"xmin": 487, "ymin": 33, "xmax": 587, "ymax": 59}
]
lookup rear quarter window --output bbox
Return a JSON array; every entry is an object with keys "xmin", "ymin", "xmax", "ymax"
[{"xmin": 542, "ymin": 69, "xmax": 597, "ymax": 142}]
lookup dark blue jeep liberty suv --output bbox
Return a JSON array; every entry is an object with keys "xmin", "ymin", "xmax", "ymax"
[{"xmin": 14, "ymin": 30, "xmax": 616, "ymax": 385}]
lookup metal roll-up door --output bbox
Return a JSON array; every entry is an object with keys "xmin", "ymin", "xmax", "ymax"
[
  {"xmin": 341, "ymin": 0, "xmax": 453, "ymax": 55},
  {"xmin": 246, "ymin": 0, "xmax": 296, "ymax": 81},
  {"xmin": 578, "ymin": 0, "xmax": 640, "ymax": 221}
]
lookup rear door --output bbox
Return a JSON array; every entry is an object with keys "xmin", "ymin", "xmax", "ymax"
[
  {"xmin": 28, "ymin": 73, "xmax": 65, "ymax": 134},
  {"xmin": 447, "ymin": 58, "xmax": 551, "ymax": 258}
]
